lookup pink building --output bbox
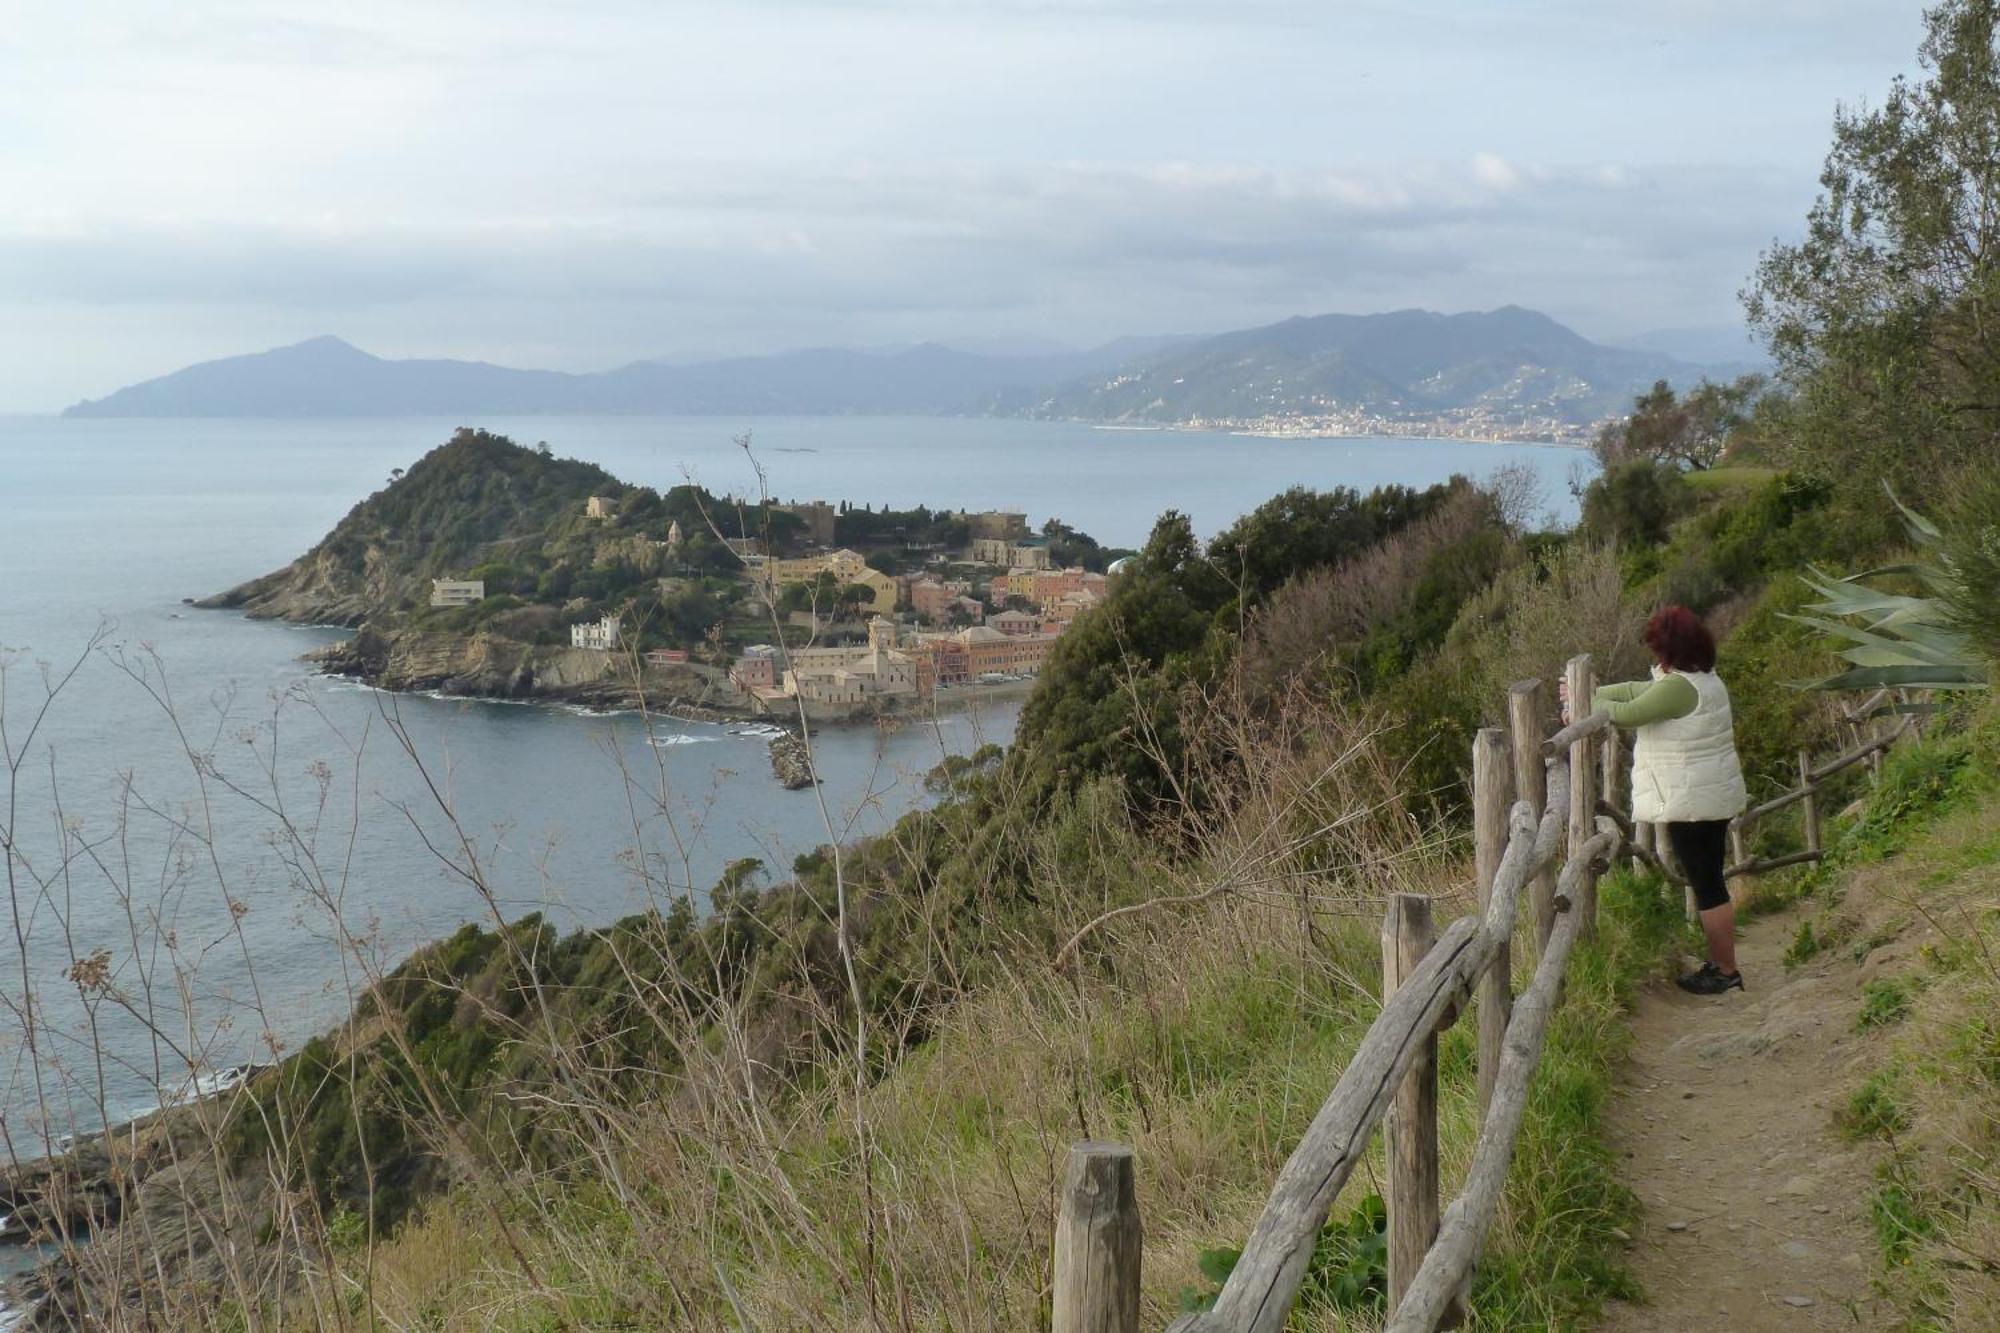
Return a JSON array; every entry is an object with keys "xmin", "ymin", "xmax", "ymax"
[
  {"xmin": 731, "ymin": 645, "xmax": 780, "ymax": 690},
  {"xmin": 908, "ymin": 577, "xmax": 951, "ymax": 621}
]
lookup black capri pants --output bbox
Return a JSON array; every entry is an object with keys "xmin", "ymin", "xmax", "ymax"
[{"xmin": 1666, "ymin": 819, "xmax": 1732, "ymax": 912}]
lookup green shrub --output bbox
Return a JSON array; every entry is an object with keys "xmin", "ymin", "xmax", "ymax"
[
  {"xmin": 1857, "ymin": 978, "xmax": 1913, "ymax": 1030},
  {"xmin": 1837, "ymin": 1072, "xmax": 1908, "ymax": 1140},
  {"xmin": 1870, "ymin": 1165, "xmax": 1938, "ymax": 1264},
  {"xmin": 1785, "ymin": 919, "xmax": 1825, "ymax": 968}
]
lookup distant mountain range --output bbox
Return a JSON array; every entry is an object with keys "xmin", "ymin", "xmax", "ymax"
[{"xmin": 62, "ymin": 308, "xmax": 1740, "ymax": 427}]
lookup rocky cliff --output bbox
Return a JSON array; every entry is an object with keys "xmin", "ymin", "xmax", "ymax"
[{"xmin": 310, "ymin": 627, "xmax": 742, "ymax": 716}]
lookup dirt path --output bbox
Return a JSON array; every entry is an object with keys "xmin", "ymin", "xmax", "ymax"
[{"xmin": 1595, "ymin": 900, "xmax": 1892, "ymax": 1330}]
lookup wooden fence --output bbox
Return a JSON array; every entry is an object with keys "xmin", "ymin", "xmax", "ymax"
[{"xmin": 1048, "ymin": 657, "xmax": 1917, "ymax": 1332}]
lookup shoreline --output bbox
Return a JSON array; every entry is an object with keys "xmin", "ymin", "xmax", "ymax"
[{"xmin": 1073, "ymin": 418, "xmax": 1586, "ymax": 447}]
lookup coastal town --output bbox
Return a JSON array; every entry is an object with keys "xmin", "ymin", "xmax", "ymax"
[{"xmin": 427, "ymin": 494, "xmax": 1123, "ymax": 721}]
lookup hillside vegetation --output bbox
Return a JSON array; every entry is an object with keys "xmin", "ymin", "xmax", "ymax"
[{"xmin": 202, "ymin": 428, "xmax": 756, "ymax": 643}]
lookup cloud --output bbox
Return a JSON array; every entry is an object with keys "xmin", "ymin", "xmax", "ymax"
[
  {"xmin": 0, "ymin": 155, "xmax": 1790, "ymax": 338},
  {"xmin": 0, "ymin": 0, "xmax": 1926, "ymax": 407}
]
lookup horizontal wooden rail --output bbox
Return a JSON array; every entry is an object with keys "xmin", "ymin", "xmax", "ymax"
[
  {"xmin": 1735, "ymin": 783, "xmax": 1814, "ymax": 825},
  {"xmin": 1726, "ymin": 849, "xmax": 1823, "ymax": 879},
  {"xmin": 1726, "ymin": 710, "xmax": 1915, "ymax": 885},
  {"xmin": 1807, "ymin": 718, "xmax": 1912, "ymax": 784},
  {"xmin": 1541, "ymin": 709, "xmax": 1610, "ymax": 758}
]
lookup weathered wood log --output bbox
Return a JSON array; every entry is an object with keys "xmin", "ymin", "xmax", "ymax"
[
  {"xmin": 1564, "ymin": 656, "xmax": 1599, "ymax": 941},
  {"xmin": 1841, "ymin": 687, "xmax": 1890, "ymax": 725},
  {"xmin": 1384, "ymin": 901, "xmax": 1587, "ymax": 1333},
  {"xmin": 1383, "ymin": 895, "xmax": 1440, "ymax": 1318},
  {"xmin": 1472, "ymin": 730, "xmax": 1511, "ymax": 1119},
  {"xmin": 1599, "ymin": 726, "xmax": 1625, "ymax": 825},
  {"xmin": 1618, "ymin": 831, "xmax": 1687, "ymax": 890},
  {"xmin": 1541, "ymin": 708, "xmax": 1610, "ymax": 757},
  {"xmin": 1807, "ymin": 717, "xmax": 1913, "ymax": 783},
  {"xmin": 1724, "ymin": 849, "xmax": 1824, "ymax": 879},
  {"xmin": 1164, "ymin": 913, "xmax": 1481, "ymax": 1333},
  {"xmin": 1506, "ymin": 680, "xmax": 1556, "ymax": 951},
  {"xmin": 1552, "ymin": 827, "xmax": 1618, "ymax": 915},
  {"xmin": 1736, "ymin": 783, "xmax": 1814, "ymax": 825},
  {"xmin": 1799, "ymin": 750, "xmax": 1821, "ymax": 857},
  {"xmin": 1052, "ymin": 1142, "xmax": 1140, "ymax": 1333}
]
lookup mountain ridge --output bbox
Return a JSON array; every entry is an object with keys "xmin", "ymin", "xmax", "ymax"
[
  {"xmin": 63, "ymin": 308, "xmax": 1721, "ymax": 426},
  {"xmin": 1029, "ymin": 305, "xmax": 1708, "ymax": 427}
]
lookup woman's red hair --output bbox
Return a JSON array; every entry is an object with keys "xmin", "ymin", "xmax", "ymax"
[{"xmin": 1645, "ymin": 605, "xmax": 1717, "ymax": 672}]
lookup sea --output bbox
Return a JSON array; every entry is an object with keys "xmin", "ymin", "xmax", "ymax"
[{"xmin": 0, "ymin": 413, "xmax": 1590, "ymax": 1157}]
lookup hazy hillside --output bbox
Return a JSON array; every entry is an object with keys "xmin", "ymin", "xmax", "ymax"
[
  {"xmin": 1034, "ymin": 306, "xmax": 1703, "ymax": 425},
  {"xmin": 61, "ymin": 334, "xmax": 1184, "ymax": 419}
]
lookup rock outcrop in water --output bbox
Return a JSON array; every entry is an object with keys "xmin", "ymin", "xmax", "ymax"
[{"xmin": 768, "ymin": 732, "xmax": 817, "ymax": 789}]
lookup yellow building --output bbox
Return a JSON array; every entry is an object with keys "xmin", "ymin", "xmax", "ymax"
[{"xmin": 758, "ymin": 548, "xmax": 895, "ymax": 613}]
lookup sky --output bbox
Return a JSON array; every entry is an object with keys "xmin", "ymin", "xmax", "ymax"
[{"xmin": 0, "ymin": 0, "xmax": 1931, "ymax": 411}]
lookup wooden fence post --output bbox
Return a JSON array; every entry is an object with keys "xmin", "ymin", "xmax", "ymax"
[
  {"xmin": 1564, "ymin": 655, "xmax": 1600, "ymax": 941},
  {"xmin": 1473, "ymin": 729, "xmax": 1511, "ymax": 1118},
  {"xmin": 1600, "ymin": 725, "xmax": 1624, "ymax": 823},
  {"xmin": 1382, "ymin": 894, "xmax": 1439, "ymax": 1319},
  {"xmin": 1506, "ymin": 680, "xmax": 1555, "ymax": 951},
  {"xmin": 1798, "ymin": 750, "xmax": 1821, "ymax": 859},
  {"xmin": 1053, "ymin": 1142, "xmax": 1141, "ymax": 1333}
]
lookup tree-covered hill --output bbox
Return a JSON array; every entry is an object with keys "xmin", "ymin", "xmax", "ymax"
[
  {"xmin": 1033, "ymin": 306, "xmax": 1699, "ymax": 425},
  {"xmin": 201, "ymin": 427, "xmax": 759, "ymax": 632}
]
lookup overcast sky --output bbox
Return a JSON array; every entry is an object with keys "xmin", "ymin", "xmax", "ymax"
[{"xmin": 0, "ymin": 0, "xmax": 1928, "ymax": 411}]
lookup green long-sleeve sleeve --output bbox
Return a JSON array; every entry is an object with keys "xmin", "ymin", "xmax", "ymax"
[{"xmin": 1591, "ymin": 674, "xmax": 1698, "ymax": 727}]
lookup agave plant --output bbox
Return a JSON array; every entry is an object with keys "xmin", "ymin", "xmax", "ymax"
[{"xmin": 1788, "ymin": 489, "xmax": 1989, "ymax": 696}]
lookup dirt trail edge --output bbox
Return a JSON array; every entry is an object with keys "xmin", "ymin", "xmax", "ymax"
[{"xmin": 1595, "ymin": 898, "xmax": 1891, "ymax": 1330}]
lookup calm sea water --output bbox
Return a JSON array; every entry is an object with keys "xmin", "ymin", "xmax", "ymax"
[{"xmin": 0, "ymin": 414, "xmax": 1587, "ymax": 1146}]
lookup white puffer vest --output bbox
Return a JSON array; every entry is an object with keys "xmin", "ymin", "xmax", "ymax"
[{"xmin": 1629, "ymin": 668, "xmax": 1749, "ymax": 825}]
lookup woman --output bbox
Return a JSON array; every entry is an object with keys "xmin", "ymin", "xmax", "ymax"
[{"xmin": 1581, "ymin": 606, "xmax": 1750, "ymax": 995}]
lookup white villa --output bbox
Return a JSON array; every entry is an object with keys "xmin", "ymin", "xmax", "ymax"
[{"xmin": 570, "ymin": 614, "xmax": 623, "ymax": 651}]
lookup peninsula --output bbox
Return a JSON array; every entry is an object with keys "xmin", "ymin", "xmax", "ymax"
[{"xmin": 202, "ymin": 428, "xmax": 1127, "ymax": 720}]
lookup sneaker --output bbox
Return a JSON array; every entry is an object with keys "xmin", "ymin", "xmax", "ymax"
[{"xmin": 1676, "ymin": 962, "xmax": 1744, "ymax": 995}]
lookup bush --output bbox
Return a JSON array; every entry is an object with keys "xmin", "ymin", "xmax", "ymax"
[
  {"xmin": 1579, "ymin": 460, "xmax": 1693, "ymax": 550},
  {"xmin": 1943, "ymin": 462, "xmax": 2000, "ymax": 667},
  {"xmin": 1837, "ymin": 1071, "xmax": 1909, "ymax": 1140},
  {"xmin": 1857, "ymin": 978, "xmax": 1913, "ymax": 1030}
]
